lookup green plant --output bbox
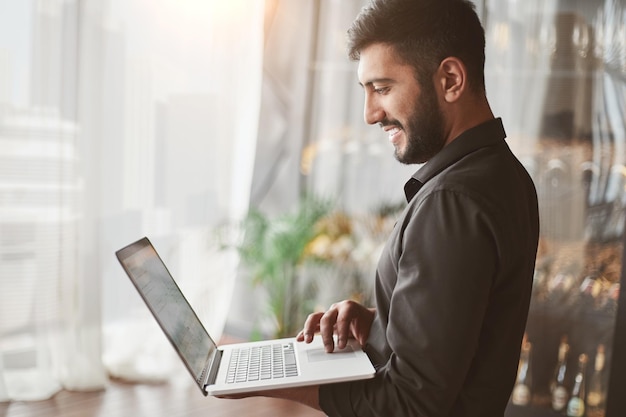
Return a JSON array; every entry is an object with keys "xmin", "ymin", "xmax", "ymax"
[{"xmin": 237, "ymin": 195, "xmax": 331, "ymax": 338}]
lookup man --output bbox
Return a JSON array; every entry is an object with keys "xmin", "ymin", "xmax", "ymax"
[{"xmin": 231, "ymin": 0, "xmax": 540, "ymax": 415}]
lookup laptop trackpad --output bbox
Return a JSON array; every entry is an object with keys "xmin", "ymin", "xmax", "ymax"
[{"xmin": 307, "ymin": 346, "xmax": 356, "ymax": 362}]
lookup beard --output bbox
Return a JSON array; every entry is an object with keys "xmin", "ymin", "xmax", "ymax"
[{"xmin": 387, "ymin": 81, "xmax": 446, "ymax": 165}]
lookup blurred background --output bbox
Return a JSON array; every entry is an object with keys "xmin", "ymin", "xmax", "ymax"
[{"xmin": 0, "ymin": 1, "xmax": 624, "ymax": 416}]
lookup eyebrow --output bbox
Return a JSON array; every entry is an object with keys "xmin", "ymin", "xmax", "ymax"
[{"xmin": 358, "ymin": 78, "xmax": 396, "ymax": 88}]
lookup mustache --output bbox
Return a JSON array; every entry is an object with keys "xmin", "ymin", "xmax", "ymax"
[{"xmin": 379, "ymin": 118, "xmax": 403, "ymax": 129}]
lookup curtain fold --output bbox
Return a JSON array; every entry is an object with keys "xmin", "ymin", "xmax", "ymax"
[
  {"xmin": 0, "ymin": 0, "xmax": 108, "ymax": 401},
  {"xmin": 0, "ymin": 0, "xmax": 264, "ymax": 401},
  {"xmin": 98, "ymin": 0, "xmax": 265, "ymax": 384},
  {"xmin": 226, "ymin": 0, "xmax": 319, "ymax": 337}
]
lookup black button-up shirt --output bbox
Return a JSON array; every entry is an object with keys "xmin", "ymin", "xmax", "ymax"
[{"xmin": 320, "ymin": 118, "xmax": 540, "ymax": 417}]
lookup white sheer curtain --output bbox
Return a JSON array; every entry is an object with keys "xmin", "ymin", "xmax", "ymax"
[
  {"xmin": 99, "ymin": 0, "xmax": 264, "ymax": 384},
  {"xmin": 0, "ymin": 0, "xmax": 109, "ymax": 401},
  {"xmin": 0, "ymin": 0, "xmax": 264, "ymax": 401}
]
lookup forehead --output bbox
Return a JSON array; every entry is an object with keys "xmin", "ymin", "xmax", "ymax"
[{"xmin": 357, "ymin": 43, "xmax": 417, "ymax": 86}]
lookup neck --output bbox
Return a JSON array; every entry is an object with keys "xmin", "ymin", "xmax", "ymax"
[{"xmin": 444, "ymin": 94, "xmax": 494, "ymax": 146}]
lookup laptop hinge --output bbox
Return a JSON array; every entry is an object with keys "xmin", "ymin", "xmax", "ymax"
[{"xmin": 203, "ymin": 349, "xmax": 223, "ymax": 394}]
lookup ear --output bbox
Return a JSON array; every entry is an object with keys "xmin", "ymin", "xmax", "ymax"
[{"xmin": 437, "ymin": 57, "xmax": 466, "ymax": 103}]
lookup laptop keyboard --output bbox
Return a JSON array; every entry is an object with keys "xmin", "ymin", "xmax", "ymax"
[{"xmin": 226, "ymin": 342, "xmax": 299, "ymax": 384}]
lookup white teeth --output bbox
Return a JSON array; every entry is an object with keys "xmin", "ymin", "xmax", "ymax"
[{"xmin": 388, "ymin": 128, "xmax": 400, "ymax": 138}]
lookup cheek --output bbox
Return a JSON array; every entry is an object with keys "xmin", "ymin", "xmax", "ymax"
[
  {"xmin": 397, "ymin": 89, "xmax": 420, "ymax": 110},
  {"xmin": 390, "ymin": 98, "xmax": 416, "ymax": 125}
]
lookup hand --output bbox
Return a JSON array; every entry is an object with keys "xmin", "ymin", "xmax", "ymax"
[
  {"xmin": 296, "ymin": 300, "xmax": 375, "ymax": 353},
  {"xmin": 217, "ymin": 386, "xmax": 321, "ymax": 411}
]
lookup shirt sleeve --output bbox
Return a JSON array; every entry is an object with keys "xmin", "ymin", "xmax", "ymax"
[{"xmin": 319, "ymin": 187, "xmax": 500, "ymax": 417}]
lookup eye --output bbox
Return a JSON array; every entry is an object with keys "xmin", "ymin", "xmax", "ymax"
[{"xmin": 373, "ymin": 86, "xmax": 389, "ymax": 94}]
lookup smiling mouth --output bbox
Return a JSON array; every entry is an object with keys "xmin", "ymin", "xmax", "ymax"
[{"xmin": 384, "ymin": 126, "xmax": 402, "ymax": 144}]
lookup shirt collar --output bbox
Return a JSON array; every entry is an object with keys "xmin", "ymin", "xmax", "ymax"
[{"xmin": 404, "ymin": 118, "xmax": 506, "ymax": 202}]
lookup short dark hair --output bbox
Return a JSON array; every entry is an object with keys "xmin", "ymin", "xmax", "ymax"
[{"xmin": 347, "ymin": 0, "xmax": 486, "ymax": 93}]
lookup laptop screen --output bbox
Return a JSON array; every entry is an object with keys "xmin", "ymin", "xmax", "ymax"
[{"xmin": 116, "ymin": 237, "xmax": 217, "ymax": 386}]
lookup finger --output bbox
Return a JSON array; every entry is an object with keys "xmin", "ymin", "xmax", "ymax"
[
  {"xmin": 335, "ymin": 311, "xmax": 351, "ymax": 350},
  {"xmin": 296, "ymin": 330, "xmax": 304, "ymax": 342},
  {"xmin": 295, "ymin": 328, "xmax": 316, "ymax": 342},
  {"xmin": 320, "ymin": 308, "xmax": 339, "ymax": 352},
  {"xmin": 300, "ymin": 312, "xmax": 323, "ymax": 343}
]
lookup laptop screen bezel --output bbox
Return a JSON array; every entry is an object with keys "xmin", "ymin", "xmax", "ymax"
[{"xmin": 115, "ymin": 237, "xmax": 218, "ymax": 394}]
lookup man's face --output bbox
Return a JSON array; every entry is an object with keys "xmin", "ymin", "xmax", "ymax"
[{"xmin": 357, "ymin": 43, "xmax": 446, "ymax": 164}]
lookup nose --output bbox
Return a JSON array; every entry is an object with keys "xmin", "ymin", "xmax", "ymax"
[{"xmin": 364, "ymin": 93, "xmax": 384, "ymax": 125}]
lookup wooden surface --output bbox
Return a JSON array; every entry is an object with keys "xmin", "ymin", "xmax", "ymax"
[{"xmin": 0, "ymin": 378, "xmax": 325, "ymax": 417}]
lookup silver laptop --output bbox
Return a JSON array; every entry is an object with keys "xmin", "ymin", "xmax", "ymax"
[{"xmin": 115, "ymin": 237, "xmax": 375, "ymax": 396}]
